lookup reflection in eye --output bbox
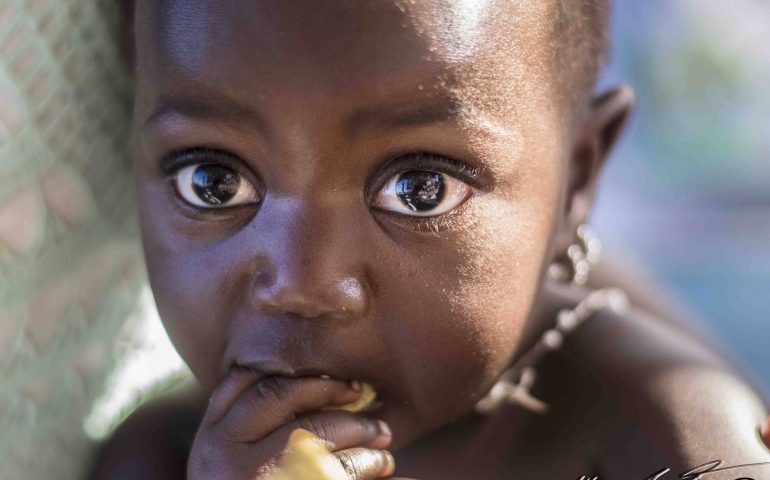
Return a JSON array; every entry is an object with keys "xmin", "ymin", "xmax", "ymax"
[
  {"xmin": 373, "ymin": 169, "xmax": 473, "ymax": 217},
  {"xmin": 175, "ymin": 164, "xmax": 259, "ymax": 208}
]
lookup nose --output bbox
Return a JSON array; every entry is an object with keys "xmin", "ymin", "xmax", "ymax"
[
  {"xmin": 252, "ymin": 270, "xmax": 369, "ymax": 320},
  {"xmin": 248, "ymin": 198, "xmax": 371, "ymax": 321}
]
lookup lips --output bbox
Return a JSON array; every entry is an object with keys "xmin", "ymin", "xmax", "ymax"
[
  {"xmin": 231, "ymin": 358, "xmax": 341, "ymax": 381},
  {"xmin": 229, "ymin": 358, "xmax": 385, "ymax": 413},
  {"xmin": 229, "ymin": 358, "xmax": 365, "ymax": 391}
]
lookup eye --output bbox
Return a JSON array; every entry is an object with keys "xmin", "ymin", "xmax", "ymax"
[
  {"xmin": 174, "ymin": 163, "xmax": 259, "ymax": 208},
  {"xmin": 372, "ymin": 169, "xmax": 473, "ymax": 217}
]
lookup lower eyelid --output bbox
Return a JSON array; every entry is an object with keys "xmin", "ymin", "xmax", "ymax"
[
  {"xmin": 374, "ymin": 192, "xmax": 475, "ymax": 233},
  {"xmin": 167, "ymin": 187, "xmax": 255, "ymax": 223}
]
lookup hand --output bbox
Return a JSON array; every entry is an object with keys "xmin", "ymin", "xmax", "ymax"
[{"xmin": 187, "ymin": 369, "xmax": 396, "ymax": 480}]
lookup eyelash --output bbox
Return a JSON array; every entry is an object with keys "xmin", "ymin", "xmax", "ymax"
[
  {"xmin": 395, "ymin": 207, "xmax": 464, "ymax": 234},
  {"xmin": 159, "ymin": 148, "xmax": 481, "ymax": 226},
  {"xmin": 159, "ymin": 147, "xmax": 243, "ymax": 175},
  {"xmin": 374, "ymin": 152, "xmax": 484, "ymax": 190}
]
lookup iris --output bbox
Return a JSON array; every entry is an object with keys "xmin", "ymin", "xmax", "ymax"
[
  {"xmin": 191, "ymin": 165, "xmax": 240, "ymax": 205},
  {"xmin": 395, "ymin": 170, "xmax": 446, "ymax": 212}
]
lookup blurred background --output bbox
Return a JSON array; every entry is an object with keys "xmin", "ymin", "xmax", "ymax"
[
  {"xmin": 90, "ymin": 0, "xmax": 770, "ymax": 436},
  {"xmin": 593, "ymin": 0, "xmax": 770, "ymax": 395}
]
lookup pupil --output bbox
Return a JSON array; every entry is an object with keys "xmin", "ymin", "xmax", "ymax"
[
  {"xmin": 191, "ymin": 164, "xmax": 240, "ymax": 205},
  {"xmin": 395, "ymin": 170, "xmax": 445, "ymax": 212}
]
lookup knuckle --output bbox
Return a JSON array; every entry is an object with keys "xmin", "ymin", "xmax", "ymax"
[
  {"xmin": 297, "ymin": 415, "xmax": 335, "ymax": 443},
  {"xmin": 336, "ymin": 449, "xmax": 364, "ymax": 478},
  {"xmin": 335, "ymin": 448, "xmax": 390, "ymax": 479}
]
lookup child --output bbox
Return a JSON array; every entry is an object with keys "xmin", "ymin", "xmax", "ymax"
[{"xmin": 94, "ymin": 1, "xmax": 770, "ymax": 478}]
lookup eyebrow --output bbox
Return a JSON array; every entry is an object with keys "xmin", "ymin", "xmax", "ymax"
[
  {"xmin": 345, "ymin": 98, "xmax": 461, "ymax": 138},
  {"xmin": 143, "ymin": 91, "xmax": 270, "ymax": 137},
  {"xmin": 143, "ymin": 88, "xmax": 462, "ymax": 139}
]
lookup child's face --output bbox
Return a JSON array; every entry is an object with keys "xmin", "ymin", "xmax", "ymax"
[{"xmin": 132, "ymin": 1, "xmax": 597, "ymax": 450}]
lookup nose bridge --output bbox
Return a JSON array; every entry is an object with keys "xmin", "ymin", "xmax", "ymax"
[
  {"xmin": 249, "ymin": 193, "xmax": 369, "ymax": 320},
  {"xmin": 283, "ymin": 196, "xmax": 341, "ymax": 278}
]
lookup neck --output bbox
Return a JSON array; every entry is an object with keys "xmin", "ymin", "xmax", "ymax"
[{"xmin": 512, "ymin": 280, "xmax": 587, "ymax": 367}]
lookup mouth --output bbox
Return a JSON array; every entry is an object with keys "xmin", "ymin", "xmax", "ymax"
[
  {"xmin": 230, "ymin": 359, "xmax": 340, "ymax": 381},
  {"xmin": 230, "ymin": 359, "xmax": 384, "ymax": 414}
]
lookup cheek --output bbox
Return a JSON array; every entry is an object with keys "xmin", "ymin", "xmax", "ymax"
[
  {"xmin": 378, "ymin": 172, "xmax": 561, "ymax": 445},
  {"xmin": 145, "ymin": 248, "xmax": 234, "ymax": 391},
  {"xmin": 136, "ymin": 173, "xmax": 245, "ymax": 391}
]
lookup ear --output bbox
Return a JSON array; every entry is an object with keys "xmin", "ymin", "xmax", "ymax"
[{"xmin": 551, "ymin": 85, "xmax": 635, "ymax": 261}]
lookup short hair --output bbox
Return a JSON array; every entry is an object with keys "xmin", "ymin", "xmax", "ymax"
[
  {"xmin": 552, "ymin": 0, "xmax": 612, "ymax": 123},
  {"xmin": 119, "ymin": 0, "xmax": 611, "ymax": 123}
]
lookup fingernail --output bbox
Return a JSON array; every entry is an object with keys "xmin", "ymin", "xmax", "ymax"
[
  {"xmin": 350, "ymin": 380, "xmax": 362, "ymax": 391},
  {"xmin": 377, "ymin": 419, "xmax": 392, "ymax": 437}
]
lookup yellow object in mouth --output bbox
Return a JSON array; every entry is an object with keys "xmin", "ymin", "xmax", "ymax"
[
  {"xmin": 270, "ymin": 428, "xmax": 347, "ymax": 480},
  {"xmin": 321, "ymin": 382, "xmax": 377, "ymax": 413}
]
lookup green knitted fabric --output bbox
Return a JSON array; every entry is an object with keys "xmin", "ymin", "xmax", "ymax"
[{"xmin": 0, "ymin": 1, "xmax": 144, "ymax": 479}]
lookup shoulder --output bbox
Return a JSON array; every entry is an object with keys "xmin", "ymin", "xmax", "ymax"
[
  {"xmin": 88, "ymin": 379, "xmax": 207, "ymax": 480},
  {"xmin": 566, "ymin": 304, "xmax": 770, "ymax": 478}
]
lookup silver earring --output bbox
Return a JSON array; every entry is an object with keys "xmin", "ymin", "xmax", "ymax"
[
  {"xmin": 474, "ymin": 224, "xmax": 628, "ymax": 415},
  {"xmin": 546, "ymin": 224, "xmax": 602, "ymax": 286}
]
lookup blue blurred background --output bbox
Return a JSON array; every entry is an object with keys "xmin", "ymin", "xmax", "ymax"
[{"xmin": 593, "ymin": 0, "xmax": 770, "ymax": 392}]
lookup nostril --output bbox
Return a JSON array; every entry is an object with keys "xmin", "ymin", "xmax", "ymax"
[
  {"xmin": 259, "ymin": 302, "xmax": 282, "ymax": 315},
  {"xmin": 293, "ymin": 302, "xmax": 327, "ymax": 319},
  {"xmin": 252, "ymin": 290, "xmax": 324, "ymax": 318}
]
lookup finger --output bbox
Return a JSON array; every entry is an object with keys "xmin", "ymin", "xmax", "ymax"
[
  {"xmin": 266, "ymin": 411, "xmax": 392, "ymax": 452},
  {"xmin": 333, "ymin": 447, "xmax": 395, "ymax": 479},
  {"xmin": 203, "ymin": 366, "xmax": 262, "ymax": 426},
  {"xmin": 216, "ymin": 375, "xmax": 362, "ymax": 441}
]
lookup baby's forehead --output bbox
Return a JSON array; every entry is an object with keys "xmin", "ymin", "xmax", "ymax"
[
  {"xmin": 137, "ymin": 1, "xmax": 556, "ymax": 86},
  {"xmin": 134, "ymin": 0, "xmax": 561, "ymax": 150}
]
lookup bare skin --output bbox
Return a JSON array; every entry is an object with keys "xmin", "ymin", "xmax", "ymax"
[
  {"xmin": 90, "ymin": 263, "xmax": 770, "ymax": 479},
  {"xmin": 92, "ymin": 1, "xmax": 770, "ymax": 479}
]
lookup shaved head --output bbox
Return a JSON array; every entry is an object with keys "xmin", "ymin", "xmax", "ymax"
[
  {"xmin": 121, "ymin": 0, "xmax": 611, "ymax": 127},
  {"xmin": 552, "ymin": 0, "xmax": 611, "ymax": 122}
]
